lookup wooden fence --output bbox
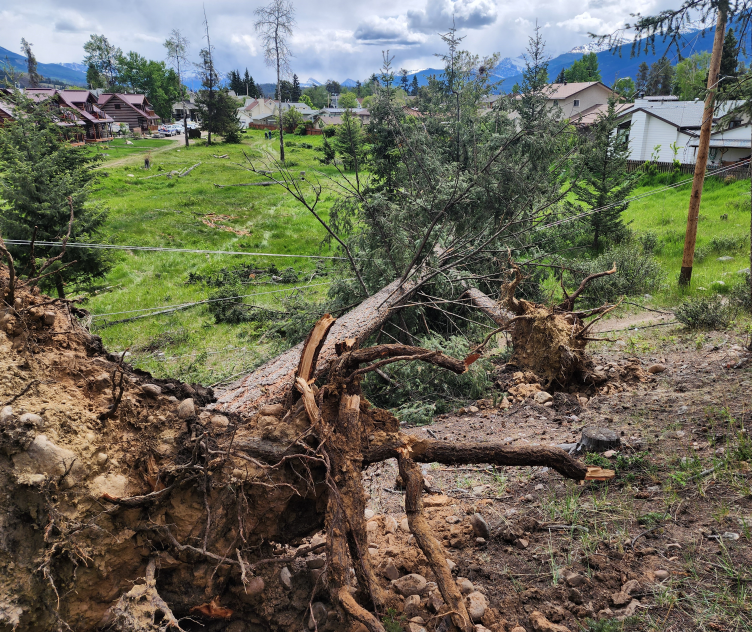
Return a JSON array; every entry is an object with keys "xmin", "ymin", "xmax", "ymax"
[{"xmin": 626, "ymin": 160, "xmax": 750, "ymax": 180}]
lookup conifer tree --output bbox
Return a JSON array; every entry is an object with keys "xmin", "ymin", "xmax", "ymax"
[
  {"xmin": 410, "ymin": 75, "xmax": 419, "ymax": 96},
  {"xmin": 291, "ymin": 73, "xmax": 302, "ymax": 101},
  {"xmin": 20, "ymin": 39, "xmax": 41, "ymax": 87},
  {"xmin": 570, "ymin": 99, "xmax": 639, "ymax": 250},
  {"xmin": 635, "ymin": 62, "xmax": 649, "ymax": 94}
]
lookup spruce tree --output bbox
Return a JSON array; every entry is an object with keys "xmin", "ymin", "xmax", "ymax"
[
  {"xmin": 635, "ymin": 62, "xmax": 649, "ymax": 94},
  {"xmin": 410, "ymin": 75, "xmax": 419, "ymax": 96},
  {"xmin": 570, "ymin": 99, "xmax": 639, "ymax": 251},
  {"xmin": 243, "ymin": 68, "xmax": 252, "ymax": 95},
  {"xmin": 291, "ymin": 74, "xmax": 302, "ymax": 101},
  {"xmin": 554, "ymin": 67, "xmax": 565, "ymax": 83},
  {"xmin": 719, "ymin": 27, "xmax": 739, "ymax": 90},
  {"xmin": 399, "ymin": 68, "xmax": 409, "ymax": 92},
  {"xmin": 0, "ymin": 95, "xmax": 110, "ymax": 297}
]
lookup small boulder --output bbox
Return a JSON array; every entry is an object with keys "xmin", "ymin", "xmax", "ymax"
[
  {"xmin": 259, "ymin": 403, "xmax": 285, "ymax": 417},
  {"xmin": 385, "ymin": 515, "xmax": 398, "ymax": 534},
  {"xmin": 404, "ymin": 594, "xmax": 421, "ymax": 617},
  {"xmin": 568, "ymin": 588, "xmax": 583, "ymax": 605},
  {"xmin": 470, "ymin": 513, "xmax": 490, "ymax": 539},
  {"xmin": 392, "ymin": 574, "xmax": 427, "ymax": 597},
  {"xmin": 142, "ymin": 384, "xmax": 162, "ymax": 397},
  {"xmin": 621, "ymin": 579, "xmax": 640, "ymax": 595},
  {"xmin": 533, "ymin": 391, "xmax": 553, "ymax": 405},
  {"xmin": 13, "ymin": 434, "xmax": 83, "ymax": 482},
  {"xmin": 43, "ymin": 311, "xmax": 56, "ymax": 326},
  {"xmin": 466, "ymin": 591, "xmax": 488, "ymax": 622},
  {"xmin": 364, "ymin": 508, "xmax": 375, "ymax": 520},
  {"xmin": 245, "ymin": 576, "xmax": 264, "ymax": 598},
  {"xmin": 647, "ymin": 364, "xmax": 667, "ymax": 374},
  {"xmin": 306, "ymin": 557, "xmax": 325, "ymax": 569},
  {"xmin": 446, "ymin": 559, "xmax": 456, "ymax": 572},
  {"xmin": 407, "ymin": 623, "xmax": 427, "ymax": 632},
  {"xmin": 611, "ymin": 592, "xmax": 631, "ymax": 607},
  {"xmin": 457, "ymin": 577, "xmax": 474, "ymax": 595},
  {"xmin": 400, "ymin": 518, "xmax": 411, "ymax": 532},
  {"xmin": 94, "ymin": 452, "xmax": 109, "ymax": 466},
  {"xmin": 177, "ymin": 398, "xmax": 195, "ymax": 419},
  {"xmin": 653, "ymin": 569, "xmax": 669, "ymax": 581},
  {"xmin": 0, "ymin": 406, "xmax": 13, "ymax": 424},
  {"xmin": 382, "ymin": 561, "xmax": 400, "ymax": 581},
  {"xmin": 210, "ymin": 414, "xmax": 229, "ymax": 430},
  {"xmin": 427, "ymin": 591, "xmax": 445, "ymax": 613}
]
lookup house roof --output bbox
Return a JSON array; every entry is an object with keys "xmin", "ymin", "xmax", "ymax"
[
  {"xmin": 687, "ymin": 138, "xmax": 751, "ymax": 148},
  {"xmin": 618, "ymin": 99, "xmax": 744, "ymax": 131},
  {"xmin": 0, "ymin": 101, "xmax": 14, "ymax": 118},
  {"xmin": 25, "ymin": 88, "xmax": 114, "ymax": 124},
  {"xmin": 546, "ymin": 82, "xmax": 612, "ymax": 100},
  {"xmin": 570, "ymin": 102, "xmax": 633, "ymax": 126},
  {"xmin": 98, "ymin": 93, "xmax": 159, "ymax": 121}
]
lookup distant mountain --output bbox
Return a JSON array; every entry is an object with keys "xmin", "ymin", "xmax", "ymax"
[
  {"xmin": 60, "ymin": 62, "xmax": 88, "ymax": 74},
  {"xmin": 300, "ymin": 77, "xmax": 322, "ymax": 88},
  {"xmin": 0, "ymin": 46, "xmax": 87, "ymax": 86},
  {"xmin": 494, "ymin": 56, "xmax": 526, "ymax": 78},
  {"xmin": 341, "ymin": 78, "xmax": 358, "ymax": 87}
]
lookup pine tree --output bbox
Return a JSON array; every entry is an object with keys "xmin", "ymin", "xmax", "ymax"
[
  {"xmin": 635, "ymin": 62, "xmax": 649, "ymax": 94},
  {"xmin": 0, "ymin": 94, "xmax": 110, "ymax": 297},
  {"xmin": 291, "ymin": 74, "xmax": 301, "ymax": 102},
  {"xmin": 399, "ymin": 68, "xmax": 409, "ymax": 92},
  {"xmin": 355, "ymin": 80, "xmax": 362, "ymax": 97},
  {"xmin": 554, "ymin": 67, "xmax": 565, "ymax": 83},
  {"xmin": 410, "ymin": 75, "xmax": 419, "ymax": 96},
  {"xmin": 570, "ymin": 99, "xmax": 639, "ymax": 250},
  {"xmin": 243, "ymin": 68, "xmax": 251, "ymax": 95},
  {"xmin": 719, "ymin": 27, "xmax": 739, "ymax": 90}
]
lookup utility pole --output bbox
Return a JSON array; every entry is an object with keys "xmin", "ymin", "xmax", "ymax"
[{"xmin": 679, "ymin": 3, "xmax": 728, "ymax": 286}]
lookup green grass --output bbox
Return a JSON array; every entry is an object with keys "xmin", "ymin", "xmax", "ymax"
[
  {"xmin": 623, "ymin": 175, "xmax": 751, "ymax": 305},
  {"xmin": 89, "ymin": 137, "xmax": 175, "ymax": 161},
  {"xmin": 81, "ymin": 130, "xmax": 347, "ymax": 384}
]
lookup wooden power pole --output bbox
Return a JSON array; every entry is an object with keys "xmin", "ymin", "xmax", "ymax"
[{"xmin": 679, "ymin": 4, "xmax": 728, "ymax": 286}]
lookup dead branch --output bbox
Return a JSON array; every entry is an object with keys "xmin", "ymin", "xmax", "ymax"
[
  {"xmin": 557, "ymin": 264, "xmax": 616, "ymax": 312},
  {"xmin": 178, "ymin": 162, "xmax": 201, "ymax": 177},
  {"xmin": 2, "ymin": 379, "xmax": 40, "ymax": 407}
]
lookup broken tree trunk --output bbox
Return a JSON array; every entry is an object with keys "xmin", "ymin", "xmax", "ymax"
[{"xmin": 215, "ymin": 277, "xmax": 423, "ymax": 416}]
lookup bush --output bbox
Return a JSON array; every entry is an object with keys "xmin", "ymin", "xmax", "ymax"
[
  {"xmin": 363, "ymin": 334, "xmax": 493, "ymax": 425},
  {"xmin": 730, "ymin": 272, "xmax": 752, "ymax": 312},
  {"xmin": 675, "ymin": 295, "xmax": 735, "ymax": 330},
  {"xmin": 207, "ymin": 283, "xmax": 269, "ymax": 325},
  {"xmin": 322, "ymin": 125, "xmax": 337, "ymax": 138},
  {"xmin": 568, "ymin": 243, "xmax": 664, "ymax": 305},
  {"xmin": 294, "ymin": 124, "xmax": 307, "ymax": 135},
  {"xmin": 695, "ymin": 234, "xmax": 749, "ymax": 262}
]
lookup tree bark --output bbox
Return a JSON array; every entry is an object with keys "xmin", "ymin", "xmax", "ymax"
[{"xmin": 215, "ymin": 277, "xmax": 421, "ymax": 416}]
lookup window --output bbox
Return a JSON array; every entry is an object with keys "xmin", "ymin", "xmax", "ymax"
[
  {"xmin": 114, "ymin": 103, "xmax": 121, "ymax": 109},
  {"xmin": 728, "ymin": 119, "xmax": 741, "ymax": 129},
  {"xmin": 573, "ymin": 99, "xmax": 580, "ymax": 107},
  {"xmin": 553, "ymin": 100, "xmax": 558, "ymax": 106}
]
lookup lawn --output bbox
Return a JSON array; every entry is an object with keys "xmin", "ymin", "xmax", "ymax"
[
  {"xmin": 83, "ymin": 130, "xmax": 350, "ymax": 385},
  {"xmin": 623, "ymin": 174, "xmax": 751, "ymax": 305},
  {"xmin": 88, "ymin": 137, "xmax": 176, "ymax": 162}
]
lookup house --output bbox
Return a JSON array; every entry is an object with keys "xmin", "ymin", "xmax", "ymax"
[
  {"xmin": 316, "ymin": 107, "xmax": 370, "ymax": 126},
  {"xmin": 0, "ymin": 100, "xmax": 14, "ymax": 125},
  {"xmin": 25, "ymin": 88, "xmax": 114, "ymax": 142},
  {"xmin": 238, "ymin": 99, "xmax": 320, "ymax": 127},
  {"xmin": 98, "ymin": 93, "xmax": 160, "ymax": 132},
  {"xmin": 616, "ymin": 96, "xmax": 749, "ymax": 165},
  {"xmin": 507, "ymin": 82, "xmax": 617, "ymax": 125},
  {"xmin": 172, "ymin": 93, "xmax": 199, "ymax": 121}
]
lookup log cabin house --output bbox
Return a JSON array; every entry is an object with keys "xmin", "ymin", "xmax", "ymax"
[
  {"xmin": 25, "ymin": 88, "xmax": 114, "ymax": 144},
  {"xmin": 98, "ymin": 93, "xmax": 160, "ymax": 132},
  {"xmin": 0, "ymin": 101, "xmax": 14, "ymax": 125}
]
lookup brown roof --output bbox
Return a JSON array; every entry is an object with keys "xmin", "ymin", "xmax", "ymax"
[
  {"xmin": 98, "ymin": 93, "xmax": 158, "ymax": 121},
  {"xmin": 25, "ymin": 88, "xmax": 114, "ymax": 124},
  {"xmin": 570, "ymin": 102, "xmax": 633, "ymax": 127},
  {"xmin": 0, "ymin": 101, "xmax": 14, "ymax": 119},
  {"xmin": 546, "ymin": 82, "xmax": 612, "ymax": 99}
]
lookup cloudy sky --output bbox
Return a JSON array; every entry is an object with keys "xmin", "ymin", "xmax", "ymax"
[{"xmin": 2, "ymin": 0, "xmax": 679, "ymax": 82}]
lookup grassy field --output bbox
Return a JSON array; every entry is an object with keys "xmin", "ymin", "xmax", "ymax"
[
  {"xmin": 89, "ymin": 137, "xmax": 176, "ymax": 163},
  {"xmin": 79, "ymin": 132, "xmax": 751, "ymax": 384},
  {"xmin": 624, "ymin": 174, "xmax": 751, "ymax": 305},
  {"xmin": 83, "ymin": 130, "xmax": 346, "ymax": 385}
]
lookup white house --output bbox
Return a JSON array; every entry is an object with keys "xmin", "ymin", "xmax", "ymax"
[
  {"xmin": 237, "ymin": 98, "xmax": 318, "ymax": 126},
  {"xmin": 617, "ymin": 96, "xmax": 750, "ymax": 165}
]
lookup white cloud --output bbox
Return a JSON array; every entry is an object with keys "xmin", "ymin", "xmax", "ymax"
[
  {"xmin": 407, "ymin": 0, "xmax": 498, "ymax": 33},
  {"xmin": 230, "ymin": 34, "xmax": 258, "ymax": 56},
  {"xmin": 53, "ymin": 10, "xmax": 94, "ymax": 33},
  {"xmin": 353, "ymin": 16, "xmax": 426, "ymax": 45},
  {"xmin": 556, "ymin": 11, "xmax": 623, "ymax": 34}
]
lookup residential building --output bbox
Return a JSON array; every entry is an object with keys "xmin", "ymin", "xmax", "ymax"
[
  {"xmin": 616, "ymin": 96, "xmax": 750, "ymax": 165},
  {"xmin": 25, "ymin": 88, "xmax": 114, "ymax": 142},
  {"xmin": 0, "ymin": 100, "xmax": 14, "ymax": 125},
  {"xmin": 542, "ymin": 82, "xmax": 615, "ymax": 120},
  {"xmin": 315, "ymin": 107, "xmax": 370, "ymax": 126},
  {"xmin": 98, "ymin": 93, "xmax": 160, "ymax": 132},
  {"xmin": 172, "ymin": 93, "xmax": 199, "ymax": 121},
  {"xmin": 238, "ymin": 99, "xmax": 319, "ymax": 127}
]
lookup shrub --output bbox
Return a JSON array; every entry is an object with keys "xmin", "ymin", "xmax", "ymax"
[
  {"xmin": 294, "ymin": 124, "xmax": 307, "ymax": 135},
  {"xmin": 208, "ymin": 283, "xmax": 269, "ymax": 325},
  {"xmin": 322, "ymin": 125, "xmax": 337, "ymax": 138},
  {"xmin": 639, "ymin": 231, "xmax": 660, "ymax": 255},
  {"xmin": 568, "ymin": 243, "xmax": 664, "ymax": 305},
  {"xmin": 675, "ymin": 295, "xmax": 735, "ymax": 330},
  {"xmin": 730, "ymin": 272, "xmax": 751, "ymax": 312}
]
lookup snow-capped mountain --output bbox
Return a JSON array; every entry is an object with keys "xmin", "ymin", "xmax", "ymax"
[
  {"xmin": 493, "ymin": 56, "xmax": 526, "ymax": 78},
  {"xmin": 341, "ymin": 78, "xmax": 358, "ymax": 87},
  {"xmin": 300, "ymin": 77, "xmax": 322, "ymax": 88},
  {"xmin": 61, "ymin": 62, "xmax": 88, "ymax": 73}
]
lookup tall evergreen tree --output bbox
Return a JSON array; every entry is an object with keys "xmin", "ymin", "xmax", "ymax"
[
  {"xmin": 0, "ymin": 94, "xmax": 110, "ymax": 297},
  {"xmin": 228, "ymin": 69, "xmax": 243, "ymax": 93},
  {"xmin": 19, "ymin": 39, "xmax": 41, "ymax": 87},
  {"xmin": 635, "ymin": 61, "xmax": 649, "ymax": 94},
  {"xmin": 645, "ymin": 57, "xmax": 674, "ymax": 95},
  {"xmin": 410, "ymin": 75, "xmax": 419, "ymax": 96},
  {"xmin": 554, "ymin": 67, "xmax": 566, "ymax": 83},
  {"xmin": 570, "ymin": 99, "xmax": 639, "ymax": 250},
  {"xmin": 355, "ymin": 80, "xmax": 362, "ymax": 96},
  {"xmin": 719, "ymin": 27, "xmax": 739, "ymax": 88},
  {"xmin": 243, "ymin": 68, "xmax": 251, "ymax": 95},
  {"xmin": 291, "ymin": 73, "xmax": 302, "ymax": 101},
  {"xmin": 399, "ymin": 68, "xmax": 409, "ymax": 92}
]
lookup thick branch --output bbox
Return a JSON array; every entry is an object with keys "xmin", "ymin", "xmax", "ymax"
[
  {"xmin": 365, "ymin": 438, "xmax": 589, "ymax": 480},
  {"xmin": 557, "ymin": 265, "xmax": 616, "ymax": 312}
]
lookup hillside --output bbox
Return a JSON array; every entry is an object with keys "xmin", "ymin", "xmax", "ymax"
[{"xmin": 0, "ymin": 46, "xmax": 87, "ymax": 86}]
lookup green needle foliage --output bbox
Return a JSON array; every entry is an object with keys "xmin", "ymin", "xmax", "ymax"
[{"xmin": 0, "ymin": 93, "xmax": 110, "ymax": 297}]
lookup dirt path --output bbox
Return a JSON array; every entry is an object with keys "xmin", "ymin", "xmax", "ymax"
[{"xmin": 101, "ymin": 136, "xmax": 185, "ymax": 169}]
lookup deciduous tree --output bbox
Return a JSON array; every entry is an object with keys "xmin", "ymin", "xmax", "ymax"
[{"xmin": 19, "ymin": 39, "xmax": 41, "ymax": 87}]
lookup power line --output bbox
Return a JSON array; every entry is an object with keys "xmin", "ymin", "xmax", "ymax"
[
  {"xmin": 91, "ymin": 279, "xmax": 341, "ymax": 319},
  {"xmin": 2, "ymin": 240, "xmax": 348, "ymax": 260}
]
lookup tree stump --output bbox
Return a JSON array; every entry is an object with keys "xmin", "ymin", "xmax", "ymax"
[{"xmin": 579, "ymin": 427, "xmax": 620, "ymax": 453}]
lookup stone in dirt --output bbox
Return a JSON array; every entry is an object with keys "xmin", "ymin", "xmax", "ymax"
[
  {"xmin": 653, "ymin": 570, "xmax": 669, "ymax": 580},
  {"xmin": 423, "ymin": 495, "xmax": 451, "ymax": 507},
  {"xmin": 516, "ymin": 538, "xmax": 529, "ymax": 549},
  {"xmin": 648, "ymin": 364, "xmax": 667, "ymax": 374},
  {"xmin": 529, "ymin": 611, "xmax": 571, "ymax": 631},
  {"xmin": 280, "ymin": 566, "xmax": 292, "ymax": 590},
  {"xmin": 210, "ymin": 414, "xmax": 229, "ymax": 429},
  {"xmin": 177, "ymin": 398, "xmax": 195, "ymax": 418},
  {"xmin": 511, "ymin": 627, "xmax": 526, "ymax": 632},
  {"xmin": 470, "ymin": 513, "xmax": 490, "ymax": 539},
  {"xmin": 407, "ymin": 623, "xmax": 427, "ymax": 632},
  {"xmin": 533, "ymin": 391, "xmax": 553, "ymax": 404},
  {"xmin": 427, "ymin": 591, "xmax": 445, "ymax": 613},
  {"xmin": 568, "ymin": 588, "xmax": 583, "ymax": 605},
  {"xmin": 457, "ymin": 577, "xmax": 474, "ymax": 594},
  {"xmin": 400, "ymin": 518, "xmax": 411, "ymax": 532},
  {"xmin": 404, "ymin": 594, "xmax": 421, "ymax": 617},
  {"xmin": 392, "ymin": 574, "xmax": 427, "ymax": 596},
  {"xmin": 306, "ymin": 557, "xmax": 325, "ymax": 569},
  {"xmin": 258, "ymin": 403, "xmax": 285, "ymax": 417},
  {"xmin": 446, "ymin": 559, "xmax": 456, "ymax": 571},
  {"xmin": 466, "ymin": 591, "xmax": 488, "ymax": 622},
  {"xmin": 12, "ymin": 434, "xmax": 83, "ymax": 482},
  {"xmin": 364, "ymin": 508, "xmax": 375, "ymax": 519},
  {"xmin": 446, "ymin": 515, "xmax": 461, "ymax": 524},
  {"xmin": 141, "ymin": 384, "xmax": 162, "ymax": 397},
  {"xmin": 245, "ymin": 576, "xmax": 264, "ymax": 598},
  {"xmin": 385, "ymin": 515, "xmax": 398, "ymax": 534},
  {"xmin": 615, "ymin": 599, "xmax": 640, "ymax": 619}
]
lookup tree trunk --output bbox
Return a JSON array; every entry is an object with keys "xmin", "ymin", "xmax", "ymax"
[
  {"xmin": 55, "ymin": 273, "xmax": 65, "ymax": 299},
  {"xmin": 215, "ymin": 276, "xmax": 422, "ymax": 416}
]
